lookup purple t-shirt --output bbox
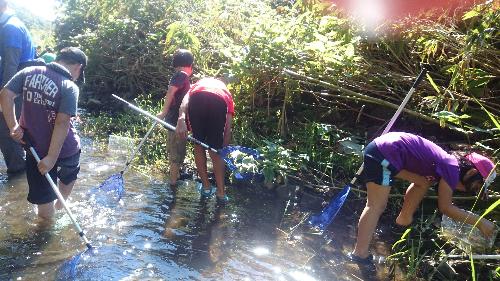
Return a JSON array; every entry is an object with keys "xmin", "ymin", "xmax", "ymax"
[
  {"xmin": 4, "ymin": 63, "xmax": 80, "ymax": 158},
  {"xmin": 375, "ymin": 132, "xmax": 459, "ymax": 190}
]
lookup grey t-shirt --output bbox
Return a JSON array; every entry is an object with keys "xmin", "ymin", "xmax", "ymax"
[{"xmin": 4, "ymin": 63, "xmax": 80, "ymax": 158}]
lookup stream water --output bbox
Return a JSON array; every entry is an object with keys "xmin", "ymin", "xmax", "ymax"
[{"xmin": 0, "ymin": 138, "xmax": 392, "ymax": 281}]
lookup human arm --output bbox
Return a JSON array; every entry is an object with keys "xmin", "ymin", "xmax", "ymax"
[
  {"xmin": 38, "ymin": 113, "xmax": 72, "ymax": 174},
  {"xmin": 1, "ymin": 47, "xmax": 21, "ymax": 87},
  {"xmin": 0, "ymin": 87, "xmax": 23, "ymax": 142},
  {"xmin": 437, "ymin": 179, "xmax": 496, "ymax": 237},
  {"xmin": 156, "ymin": 85, "xmax": 178, "ymax": 120},
  {"xmin": 175, "ymin": 92, "xmax": 190, "ymax": 138},
  {"xmin": 223, "ymin": 113, "xmax": 232, "ymax": 147},
  {"xmin": 36, "ymin": 81, "xmax": 79, "ymax": 174}
]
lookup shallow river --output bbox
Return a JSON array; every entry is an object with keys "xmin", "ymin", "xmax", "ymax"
[{"xmin": 0, "ymin": 138, "xmax": 390, "ymax": 281}]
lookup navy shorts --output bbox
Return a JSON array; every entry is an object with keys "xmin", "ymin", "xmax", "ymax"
[
  {"xmin": 26, "ymin": 151, "xmax": 81, "ymax": 205},
  {"xmin": 359, "ymin": 141, "xmax": 398, "ymax": 187},
  {"xmin": 188, "ymin": 91, "xmax": 228, "ymax": 150}
]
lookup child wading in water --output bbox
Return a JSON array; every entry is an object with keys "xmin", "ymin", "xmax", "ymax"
[
  {"xmin": 350, "ymin": 132, "xmax": 497, "ymax": 264},
  {"xmin": 0, "ymin": 47, "xmax": 87, "ymax": 219},
  {"xmin": 175, "ymin": 78, "xmax": 234, "ymax": 204},
  {"xmin": 157, "ymin": 49, "xmax": 193, "ymax": 187}
]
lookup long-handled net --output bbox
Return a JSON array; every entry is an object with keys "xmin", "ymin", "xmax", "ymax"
[
  {"xmin": 112, "ymin": 94, "xmax": 264, "ymax": 182},
  {"xmin": 309, "ymin": 66, "xmax": 428, "ymax": 232}
]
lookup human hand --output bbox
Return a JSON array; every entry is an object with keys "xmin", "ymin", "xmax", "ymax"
[
  {"xmin": 478, "ymin": 219, "xmax": 496, "ymax": 238},
  {"xmin": 38, "ymin": 155, "xmax": 57, "ymax": 175},
  {"xmin": 9, "ymin": 124, "xmax": 24, "ymax": 143},
  {"xmin": 73, "ymin": 115, "xmax": 81, "ymax": 124},
  {"xmin": 176, "ymin": 117, "xmax": 187, "ymax": 139},
  {"xmin": 156, "ymin": 112, "xmax": 166, "ymax": 120}
]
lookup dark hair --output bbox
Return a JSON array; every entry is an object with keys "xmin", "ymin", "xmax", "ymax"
[
  {"xmin": 457, "ymin": 156, "xmax": 474, "ymax": 183},
  {"xmin": 452, "ymin": 151, "xmax": 484, "ymax": 193},
  {"xmin": 172, "ymin": 49, "xmax": 194, "ymax": 68}
]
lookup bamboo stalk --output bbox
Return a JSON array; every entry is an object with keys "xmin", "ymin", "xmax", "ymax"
[
  {"xmin": 283, "ymin": 69, "xmax": 442, "ymax": 126},
  {"xmin": 288, "ymin": 175, "xmax": 500, "ymax": 200},
  {"xmin": 448, "ymin": 254, "xmax": 500, "ymax": 260}
]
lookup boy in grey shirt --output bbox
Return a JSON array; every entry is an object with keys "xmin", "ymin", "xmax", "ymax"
[{"xmin": 0, "ymin": 47, "xmax": 86, "ymax": 219}]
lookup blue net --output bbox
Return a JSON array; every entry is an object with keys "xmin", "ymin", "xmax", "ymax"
[
  {"xmin": 219, "ymin": 145, "xmax": 264, "ymax": 182},
  {"xmin": 308, "ymin": 184, "xmax": 351, "ymax": 232},
  {"xmin": 55, "ymin": 246, "xmax": 147, "ymax": 280},
  {"xmin": 88, "ymin": 173, "xmax": 125, "ymax": 206},
  {"xmin": 56, "ymin": 247, "xmax": 96, "ymax": 280}
]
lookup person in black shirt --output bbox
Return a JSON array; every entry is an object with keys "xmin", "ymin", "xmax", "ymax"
[{"xmin": 157, "ymin": 49, "xmax": 193, "ymax": 187}]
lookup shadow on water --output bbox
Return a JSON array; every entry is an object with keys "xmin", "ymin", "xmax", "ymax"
[{"xmin": 0, "ymin": 138, "xmax": 392, "ymax": 280}]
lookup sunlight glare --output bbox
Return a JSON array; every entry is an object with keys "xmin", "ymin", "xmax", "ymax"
[
  {"xmin": 252, "ymin": 246, "xmax": 270, "ymax": 256},
  {"xmin": 13, "ymin": 0, "xmax": 58, "ymax": 21},
  {"xmin": 350, "ymin": 0, "xmax": 386, "ymax": 36}
]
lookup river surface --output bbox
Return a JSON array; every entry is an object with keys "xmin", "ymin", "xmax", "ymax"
[{"xmin": 0, "ymin": 138, "xmax": 391, "ymax": 281}]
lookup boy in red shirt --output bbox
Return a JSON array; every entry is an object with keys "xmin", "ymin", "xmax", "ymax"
[{"xmin": 175, "ymin": 78, "xmax": 234, "ymax": 203}]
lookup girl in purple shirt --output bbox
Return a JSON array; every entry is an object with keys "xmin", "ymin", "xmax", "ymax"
[{"xmin": 350, "ymin": 132, "xmax": 497, "ymax": 264}]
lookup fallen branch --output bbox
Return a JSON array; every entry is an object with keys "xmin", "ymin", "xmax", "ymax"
[
  {"xmin": 289, "ymin": 175, "xmax": 500, "ymax": 200},
  {"xmin": 448, "ymin": 254, "xmax": 500, "ymax": 260},
  {"xmin": 282, "ymin": 69, "xmax": 446, "ymax": 128}
]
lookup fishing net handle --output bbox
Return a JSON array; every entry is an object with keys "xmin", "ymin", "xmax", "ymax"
[
  {"xmin": 112, "ymin": 94, "xmax": 218, "ymax": 154},
  {"xmin": 122, "ymin": 121, "xmax": 158, "ymax": 174},
  {"xmin": 381, "ymin": 67, "xmax": 427, "ymax": 135},
  {"xmin": 350, "ymin": 67, "xmax": 428, "ymax": 187}
]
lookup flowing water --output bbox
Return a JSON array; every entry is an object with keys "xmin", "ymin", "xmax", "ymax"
[{"xmin": 0, "ymin": 138, "xmax": 391, "ymax": 281}]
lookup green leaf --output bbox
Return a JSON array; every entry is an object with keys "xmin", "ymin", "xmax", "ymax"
[
  {"xmin": 426, "ymin": 73, "xmax": 441, "ymax": 94},
  {"xmin": 391, "ymin": 228, "xmax": 412, "ymax": 250},
  {"xmin": 462, "ymin": 9, "xmax": 480, "ymax": 20},
  {"xmin": 471, "ymin": 96, "xmax": 500, "ymax": 129}
]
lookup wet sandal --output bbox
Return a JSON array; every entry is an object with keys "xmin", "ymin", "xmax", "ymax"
[
  {"xmin": 197, "ymin": 182, "xmax": 215, "ymax": 198},
  {"xmin": 347, "ymin": 252, "xmax": 374, "ymax": 265},
  {"xmin": 216, "ymin": 194, "xmax": 229, "ymax": 204}
]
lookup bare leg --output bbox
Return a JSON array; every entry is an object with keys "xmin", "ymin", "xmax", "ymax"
[
  {"xmin": 208, "ymin": 150, "xmax": 225, "ymax": 197},
  {"xmin": 194, "ymin": 145, "xmax": 210, "ymax": 189},
  {"xmin": 396, "ymin": 182, "xmax": 430, "ymax": 226},
  {"xmin": 352, "ymin": 182, "xmax": 391, "ymax": 258},
  {"xmin": 169, "ymin": 162, "xmax": 180, "ymax": 186},
  {"xmin": 54, "ymin": 180, "xmax": 76, "ymax": 210},
  {"xmin": 37, "ymin": 202, "xmax": 55, "ymax": 219}
]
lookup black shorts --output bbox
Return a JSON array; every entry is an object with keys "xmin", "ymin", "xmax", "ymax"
[
  {"xmin": 359, "ymin": 141, "xmax": 398, "ymax": 187},
  {"xmin": 188, "ymin": 91, "xmax": 228, "ymax": 149},
  {"xmin": 26, "ymin": 151, "xmax": 81, "ymax": 205}
]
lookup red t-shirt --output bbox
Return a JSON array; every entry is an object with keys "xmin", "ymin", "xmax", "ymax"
[{"xmin": 188, "ymin": 78, "xmax": 235, "ymax": 116}]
